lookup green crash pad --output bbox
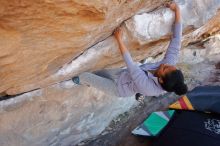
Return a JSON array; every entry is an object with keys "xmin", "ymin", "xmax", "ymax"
[{"xmin": 132, "ymin": 110, "xmax": 175, "ymax": 136}]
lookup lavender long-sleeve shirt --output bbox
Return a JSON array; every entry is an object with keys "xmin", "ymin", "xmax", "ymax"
[{"xmin": 116, "ymin": 22, "xmax": 182, "ymax": 97}]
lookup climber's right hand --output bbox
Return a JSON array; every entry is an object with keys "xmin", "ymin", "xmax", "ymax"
[
  {"xmin": 165, "ymin": 1, "xmax": 181, "ymax": 23},
  {"xmin": 165, "ymin": 1, "xmax": 179, "ymax": 12},
  {"xmin": 114, "ymin": 27, "xmax": 128, "ymax": 55}
]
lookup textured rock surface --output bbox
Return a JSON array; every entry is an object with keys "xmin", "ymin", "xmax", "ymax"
[
  {"xmin": 0, "ymin": 0, "xmax": 219, "ymax": 146},
  {"xmin": 0, "ymin": 0, "xmax": 165, "ymax": 95},
  {"xmin": 0, "ymin": 84, "xmax": 136, "ymax": 146},
  {"xmin": 180, "ymin": 35, "xmax": 220, "ymax": 87},
  {"xmin": 0, "ymin": 35, "xmax": 219, "ymax": 146},
  {"xmin": 2, "ymin": 0, "xmax": 220, "ymax": 95}
]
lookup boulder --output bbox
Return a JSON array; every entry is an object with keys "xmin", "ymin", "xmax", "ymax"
[
  {"xmin": 0, "ymin": 0, "xmax": 219, "ymax": 145},
  {"xmin": 1, "ymin": 0, "xmax": 219, "ymax": 95},
  {"xmin": 0, "ymin": 0, "xmax": 165, "ymax": 95}
]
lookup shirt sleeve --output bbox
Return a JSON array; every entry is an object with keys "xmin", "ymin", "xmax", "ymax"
[
  {"xmin": 123, "ymin": 51, "xmax": 144, "ymax": 78},
  {"xmin": 123, "ymin": 51, "xmax": 149, "ymax": 81},
  {"xmin": 160, "ymin": 22, "xmax": 182, "ymax": 65}
]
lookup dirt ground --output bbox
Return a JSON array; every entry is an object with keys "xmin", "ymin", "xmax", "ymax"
[{"xmin": 76, "ymin": 93, "xmax": 179, "ymax": 146}]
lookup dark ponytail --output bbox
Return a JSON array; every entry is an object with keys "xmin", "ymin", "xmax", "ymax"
[
  {"xmin": 160, "ymin": 70, "xmax": 188, "ymax": 95},
  {"xmin": 173, "ymin": 82, "xmax": 188, "ymax": 95}
]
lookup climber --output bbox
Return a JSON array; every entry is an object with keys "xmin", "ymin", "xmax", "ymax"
[{"xmin": 72, "ymin": 2, "xmax": 188, "ymax": 98}]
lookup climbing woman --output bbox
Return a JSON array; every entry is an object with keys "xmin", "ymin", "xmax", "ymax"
[{"xmin": 72, "ymin": 2, "xmax": 188, "ymax": 98}]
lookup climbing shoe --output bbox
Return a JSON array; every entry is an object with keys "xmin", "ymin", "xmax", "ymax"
[
  {"xmin": 72, "ymin": 76, "xmax": 80, "ymax": 85},
  {"xmin": 135, "ymin": 93, "xmax": 145, "ymax": 104}
]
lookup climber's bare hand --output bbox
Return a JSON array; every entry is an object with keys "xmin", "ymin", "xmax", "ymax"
[
  {"xmin": 114, "ymin": 27, "xmax": 123, "ymax": 41},
  {"xmin": 165, "ymin": 2, "xmax": 179, "ymax": 11}
]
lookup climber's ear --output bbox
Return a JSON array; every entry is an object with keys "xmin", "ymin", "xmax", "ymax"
[{"xmin": 158, "ymin": 77, "xmax": 164, "ymax": 84}]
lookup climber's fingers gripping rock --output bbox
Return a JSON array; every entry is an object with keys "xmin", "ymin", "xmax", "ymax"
[{"xmin": 114, "ymin": 27, "xmax": 123, "ymax": 41}]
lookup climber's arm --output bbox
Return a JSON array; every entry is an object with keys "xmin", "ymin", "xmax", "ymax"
[
  {"xmin": 169, "ymin": 2, "xmax": 181, "ymax": 24},
  {"xmin": 114, "ymin": 27, "xmax": 137, "ymax": 72},
  {"xmin": 139, "ymin": 2, "xmax": 182, "ymax": 71},
  {"xmin": 159, "ymin": 2, "xmax": 182, "ymax": 65},
  {"xmin": 114, "ymin": 27, "xmax": 128, "ymax": 55}
]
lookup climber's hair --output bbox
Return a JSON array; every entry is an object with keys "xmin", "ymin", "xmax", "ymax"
[{"xmin": 160, "ymin": 70, "xmax": 188, "ymax": 95}]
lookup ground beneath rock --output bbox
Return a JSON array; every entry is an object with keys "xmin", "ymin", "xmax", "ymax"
[{"xmin": 76, "ymin": 93, "xmax": 179, "ymax": 146}]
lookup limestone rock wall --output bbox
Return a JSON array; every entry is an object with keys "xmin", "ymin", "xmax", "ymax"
[
  {"xmin": 1, "ymin": 0, "xmax": 220, "ymax": 95},
  {"xmin": 0, "ymin": 83, "xmax": 137, "ymax": 146},
  {"xmin": 0, "ymin": 0, "xmax": 165, "ymax": 95},
  {"xmin": 0, "ymin": 0, "xmax": 219, "ymax": 146},
  {"xmin": 0, "ymin": 36, "xmax": 219, "ymax": 146}
]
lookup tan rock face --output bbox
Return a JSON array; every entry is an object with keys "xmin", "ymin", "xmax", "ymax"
[
  {"xmin": 0, "ymin": 0, "xmax": 164, "ymax": 95},
  {"xmin": 0, "ymin": 1, "xmax": 219, "ymax": 146},
  {"xmin": 0, "ymin": 35, "xmax": 219, "ymax": 146},
  {"xmin": 0, "ymin": 0, "xmax": 219, "ymax": 96},
  {"xmin": 0, "ymin": 83, "xmax": 137, "ymax": 146}
]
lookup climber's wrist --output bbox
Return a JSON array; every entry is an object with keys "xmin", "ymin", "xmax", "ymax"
[
  {"xmin": 117, "ymin": 37, "xmax": 123, "ymax": 44},
  {"xmin": 174, "ymin": 6, "xmax": 181, "ymax": 23}
]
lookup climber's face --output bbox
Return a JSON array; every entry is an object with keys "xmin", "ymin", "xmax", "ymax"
[{"xmin": 155, "ymin": 64, "xmax": 177, "ymax": 83}]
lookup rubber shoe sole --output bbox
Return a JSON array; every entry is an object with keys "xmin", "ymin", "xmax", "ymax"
[{"xmin": 72, "ymin": 76, "xmax": 80, "ymax": 85}]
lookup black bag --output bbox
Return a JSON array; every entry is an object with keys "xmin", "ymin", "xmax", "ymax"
[{"xmin": 153, "ymin": 110, "xmax": 220, "ymax": 146}]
